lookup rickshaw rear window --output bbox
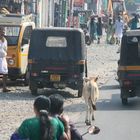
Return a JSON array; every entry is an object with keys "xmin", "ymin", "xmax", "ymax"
[
  {"xmin": 4, "ymin": 26, "xmax": 20, "ymax": 46},
  {"xmin": 46, "ymin": 37, "xmax": 67, "ymax": 47},
  {"xmin": 126, "ymin": 37, "xmax": 140, "ymax": 65}
]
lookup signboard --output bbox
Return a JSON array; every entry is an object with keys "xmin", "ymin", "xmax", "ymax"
[
  {"xmin": 74, "ymin": 0, "xmax": 84, "ymax": 7},
  {"xmin": 67, "ymin": 16, "xmax": 79, "ymax": 28},
  {"xmin": 112, "ymin": 0, "xmax": 124, "ymax": 2}
]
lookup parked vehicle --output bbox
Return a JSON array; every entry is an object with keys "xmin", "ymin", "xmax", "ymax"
[
  {"xmin": 0, "ymin": 14, "xmax": 35, "ymax": 83},
  {"xmin": 117, "ymin": 30, "xmax": 140, "ymax": 104},
  {"xmin": 28, "ymin": 27, "xmax": 87, "ymax": 97}
]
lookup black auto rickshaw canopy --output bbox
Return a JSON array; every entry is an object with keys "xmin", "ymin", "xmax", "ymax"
[
  {"xmin": 29, "ymin": 27, "xmax": 86, "ymax": 62},
  {"xmin": 120, "ymin": 30, "xmax": 140, "ymax": 66}
]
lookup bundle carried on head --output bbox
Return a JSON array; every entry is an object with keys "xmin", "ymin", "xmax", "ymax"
[{"xmin": 0, "ymin": 8, "xmax": 10, "ymax": 15}]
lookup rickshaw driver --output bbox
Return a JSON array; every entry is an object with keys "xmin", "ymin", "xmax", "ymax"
[{"xmin": 0, "ymin": 26, "xmax": 10, "ymax": 92}]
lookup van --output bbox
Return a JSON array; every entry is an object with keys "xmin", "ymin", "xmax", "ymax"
[{"xmin": 0, "ymin": 14, "xmax": 35, "ymax": 83}]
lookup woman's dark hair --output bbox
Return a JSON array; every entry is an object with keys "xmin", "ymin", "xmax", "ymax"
[
  {"xmin": 40, "ymin": 110, "xmax": 53, "ymax": 140},
  {"xmin": 34, "ymin": 95, "xmax": 50, "ymax": 112},
  {"xmin": 98, "ymin": 17, "xmax": 102, "ymax": 23},
  {"xmin": 49, "ymin": 94, "xmax": 64, "ymax": 115},
  {"xmin": 34, "ymin": 95, "xmax": 53, "ymax": 140}
]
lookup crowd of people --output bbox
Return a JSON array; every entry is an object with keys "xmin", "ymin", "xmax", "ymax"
[{"xmin": 85, "ymin": 13, "xmax": 140, "ymax": 45}]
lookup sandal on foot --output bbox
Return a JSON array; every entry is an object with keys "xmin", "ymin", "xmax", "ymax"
[{"xmin": 3, "ymin": 89, "xmax": 11, "ymax": 92}]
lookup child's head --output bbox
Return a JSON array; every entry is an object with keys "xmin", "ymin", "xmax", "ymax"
[
  {"xmin": 49, "ymin": 94, "xmax": 64, "ymax": 115},
  {"xmin": 34, "ymin": 95, "xmax": 50, "ymax": 115}
]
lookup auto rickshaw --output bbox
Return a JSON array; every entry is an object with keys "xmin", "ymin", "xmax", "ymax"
[
  {"xmin": 117, "ymin": 30, "xmax": 140, "ymax": 104},
  {"xmin": 28, "ymin": 27, "xmax": 87, "ymax": 97},
  {"xmin": 0, "ymin": 14, "xmax": 35, "ymax": 83}
]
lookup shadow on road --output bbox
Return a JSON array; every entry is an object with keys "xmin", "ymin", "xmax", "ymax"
[
  {"xmin": 97, "ymin": 90, "xmax": 140, "ymax": 111},
  {"xmin": 0, "ymin": 87, "xmax": 78, "ymax": 101},
  {"xmin": 100, "ymin": 85, "xmax": 120, "ymax": 90}
]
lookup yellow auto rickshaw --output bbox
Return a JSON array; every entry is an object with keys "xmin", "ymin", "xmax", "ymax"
[{"xmin": 0, "ymin": 14, "xmax": 35, "ymax": 83}]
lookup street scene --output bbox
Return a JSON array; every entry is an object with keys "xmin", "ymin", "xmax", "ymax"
[{"xmin": 0, "ymin": 0, "xmax": 140, "ymax": 140}]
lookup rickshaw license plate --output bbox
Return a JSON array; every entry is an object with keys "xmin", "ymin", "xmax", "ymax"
[{"xmin": 50, "ymin": 74, "xmax": 60, "ymax": 81}]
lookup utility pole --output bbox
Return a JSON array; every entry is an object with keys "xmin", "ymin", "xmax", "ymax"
[
  {"xmin": 49, "ymin": 0, "xmax": 54, "ymax": 26},
  {"xmin": 21, "ymin": 0, "xmax": 25, "ymax": 14},
  {"xmin": 69, "ymin": 0, "xmax": 74, "ymax": 27}
]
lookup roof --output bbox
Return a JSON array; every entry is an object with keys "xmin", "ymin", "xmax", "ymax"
[
  {"xmin": 34, "ymin": 27, "xmax": 83, "ymax": 33},
  {"xmin": 125, "ymin": 30, "xmax": 140, "ymax": 36},
  {"xmin": 0, "ymin": 14, "xmax": 34, "ymax": 26}
]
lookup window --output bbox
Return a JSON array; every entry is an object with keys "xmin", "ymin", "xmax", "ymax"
[
  {"xmin": 5, "ymin": 26, "xmax": 20, "ymax": 36},
  {"xmin": 22, "ymin": 26, "xmax": 32, "ymax": 41},
  {"xmin": 126, "ymin": 37, "xmax": 140, "ymax": 65},
  {"xmin": 46, "ymin": 37, "xmax": 67, "ymax": 47},
  {"xmin": 4, "ymin": 26, "xmax": 20, "ymax": 46},
  {"xmin": 21, "ymin": 26, "xmax": 32, "ymax": 45}
]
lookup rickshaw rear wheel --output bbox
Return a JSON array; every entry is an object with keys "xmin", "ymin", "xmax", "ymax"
[
  {"xmin": 29, "ymin": 81, "xmax": 38, "ymax": 95},
  {"xmin": 78, "ymin": 87, "xmax": 83, "ymax": 97},
  {"xmin": 121, "ymin": 87, "xmax": 128, "ymax": 105},
  {"xmin": 121, "ymin": 98, "xmax": 128, "ymax": 105},
  {"xmin": 24, "ymin": 72, "xmax": 29, "ymax": 86}
]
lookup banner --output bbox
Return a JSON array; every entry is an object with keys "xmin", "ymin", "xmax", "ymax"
[{"xmin": 74, "ymin": 0, "xmax": 84, "ymax": 7}]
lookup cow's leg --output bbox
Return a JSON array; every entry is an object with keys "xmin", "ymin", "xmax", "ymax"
[
  {"xmin": 85, "ymin": 104, "xmax": 89, "ymax": 124},
  {"xmin": 92, "ymin": 108, "xmax": 95, "ymax": 121},
  {"xmin": 85, "ymin": 105, "xmax": 91, "ymax": 125}
]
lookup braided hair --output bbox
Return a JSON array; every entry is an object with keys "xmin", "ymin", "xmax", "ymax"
[{"xmin": 34, "ymin": 95, "xmax": 54, "ymax": 140}]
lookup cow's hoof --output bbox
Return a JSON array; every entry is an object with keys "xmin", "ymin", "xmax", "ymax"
[
  {"xmin": 85, "ymin": 120, "xmax": 91, "ymax": 126},
  {"xmin": 92, "ymin": 117, "xmax": 95, "ymax": 121}
]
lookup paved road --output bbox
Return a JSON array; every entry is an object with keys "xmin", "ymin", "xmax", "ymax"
[{"xmin": 74, "ymin": 77, "xmax": 140, "ymax": 140}]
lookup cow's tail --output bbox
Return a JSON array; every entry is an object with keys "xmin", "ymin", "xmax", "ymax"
[{"xmin": 91, "ymin": 103, "xmax": 96, "ymax": 110}]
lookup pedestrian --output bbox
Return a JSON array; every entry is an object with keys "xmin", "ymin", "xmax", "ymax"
[
  {"xmin": 114, "ymin": 16, "xmax": 124, "ymax": 45},
  {"xmin": 89, "ymin": 17, "xmax": 97, "ymax": 43},
  {"xmin": 10, "ymin": 95, "xmax": 70, "ymax": 140},
  {"xmin": 96, "ymin": 17, "xmax": 103, "ymax": 44},
  {"xmin": 106, "ymin": 17, "xmax": 115, "ymax": 44},
  {"xmin": 49, "ymin": 94, "xmax": 83, "ymax": 140},
  {"xmin": 128, "ymin": 14, "xmax": 139, "ymax": 30},
  {"xmin": 0, "ymin": 26, "xmax": 10, "ymax": 92}
]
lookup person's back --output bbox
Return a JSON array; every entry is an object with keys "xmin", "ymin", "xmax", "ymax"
[
  {"xmin": 115, "ymin": 16, "xmax": 124, "ymax": 45},
  {"xmin": 129, "ymin": 15, "xmax": 139, "ymax": 30},
  {"xmin": 96, "ymin": 17, "xmax": 103, "ymax": 44},
  {"xmin": 49, "ymin": 94, "xmax": 83, "ymax": 140},
  {"xmin": 10, "ymin": 95, "xmax": 65, "ymax": 140},
  {"xmin": 89, "ymin": 17, "xmax": 97, "ymax": 42},
  {"xmin": 115, "ymin": 19, "xmax": 124, "ymax": 37},
  {"xmin": 17, "ymin": 116, "xmax": 64, "ymax": 140}
]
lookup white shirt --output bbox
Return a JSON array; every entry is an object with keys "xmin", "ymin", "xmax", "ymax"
[
  {"xmin": 115, "ymin": 20, "xmax": 124, "ymax": 38},
  {"xmin": 0, "ymin": 38, "xmax": 7, "ymax": 58},
  {"xmin": 0, "ymin": 38, "xmax": 8, "ymax": 74}
]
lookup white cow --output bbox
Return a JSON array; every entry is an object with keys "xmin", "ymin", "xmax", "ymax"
[{"xmin": 82, "ymin": 77, "xmax": 99, "ymax": 125}]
